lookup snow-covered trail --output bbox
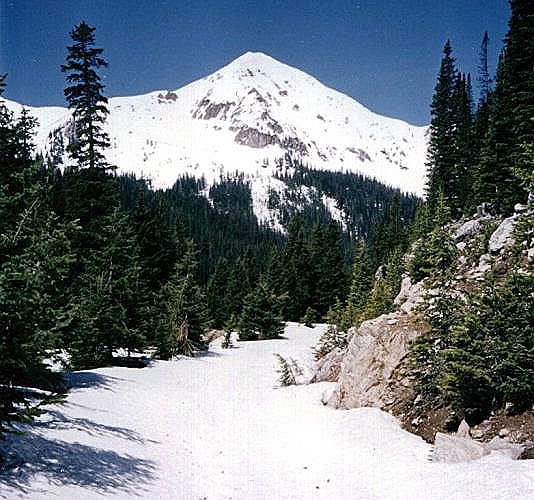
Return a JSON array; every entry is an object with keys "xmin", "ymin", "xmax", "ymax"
[{"xmin": 1, "ymin": 323, "xmax": 533, "ymax": 499}]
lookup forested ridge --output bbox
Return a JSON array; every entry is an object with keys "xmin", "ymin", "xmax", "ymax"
[{"xmin": 1, "ymin": 0, "xmax": 533, "ymax": 443}]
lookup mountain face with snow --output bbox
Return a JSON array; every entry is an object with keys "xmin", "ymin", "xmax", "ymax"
[{"xmin": 6, "ymin": 52, "xmax": 428, "ymax": 226}]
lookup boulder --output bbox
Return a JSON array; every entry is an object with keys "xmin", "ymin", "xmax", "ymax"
[
  {"xmin": 485, "ymin": 436, "xmax": 524, "ymax": 460},
  {"xmin": 431, "ymin": 433, "xmax": 489, "ymax": 463},
  {"xmin": 455, "ymin": 219, "xmax": 481, "ymax": 242},
  {"xmin": 328, "ymin": 313, "xmax": 429, "ymax": 409},
  {"xmin": 488, "ymin": 215, "xmax": 518, "ymax": 253},
  {"xmin": 455, "ymin": 419, "xmax": 471, "ymax": 438}
]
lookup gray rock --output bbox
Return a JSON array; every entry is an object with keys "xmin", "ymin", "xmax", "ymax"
[
  {"xmin": 455, "ymin": 420, "xmax": 471, "ymax": 438},
  {"xmin": 311, "ymin": 347, "xmax": 345, "ymax": 383},
  {"xmin": 485, "ymin": 436, "xmax": 524, "ymax": 459},
  {"xmin": 328, "ymin": 312, "xmax": 429, "ymax": 409},
  {"xmin": 455, "ymin": 219, "xmax": 481, "ymax": 242},
  {"xmin": 489, "ymin": 215, "xmax": 518, "ymax": 253},
  {"xmin": 393, "ymin": 276, "xmax": 426, "ymax": 314},
  {"xmin": 431, "ymin": 433, "xmax": 489, "ymax": 463}
]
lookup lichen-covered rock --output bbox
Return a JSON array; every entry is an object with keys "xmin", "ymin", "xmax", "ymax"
[{"xmin": 328, "ymin": 313, "xmax": 429, "ymax": 409}]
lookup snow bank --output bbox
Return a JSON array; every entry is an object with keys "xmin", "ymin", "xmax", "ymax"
[{"xmin": 1, "ymin": 323, "xmax": 532, "ymax": 499}]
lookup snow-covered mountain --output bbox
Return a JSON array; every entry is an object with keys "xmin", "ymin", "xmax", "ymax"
[{"xmin": 6, "ymin": 52, "xmax": 428, "ymax": 224}]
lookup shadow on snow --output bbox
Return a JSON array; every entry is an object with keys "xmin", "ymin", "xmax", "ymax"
[
  {"xmin": 0, "ymin": 408, "xmax": 157, "ymax": 496},
  {"xmin": 63, "ymin": 371, "xmax": 122, "ymax": 391}
]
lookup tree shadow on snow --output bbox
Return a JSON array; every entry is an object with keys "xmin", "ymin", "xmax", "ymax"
[
  {"xmin": 63, "ymin": 371, "xmax": 121, "ymax": 391},
  {"xmin": 37, "ymin": 409, "xmax": 158, "ymax": 445},
  {"xmin": 0, "ymin": 434, "xmax": 156, "ymax": 497},
  {"xmin": 0, "ymin": 410, "xmax": 158, "ymax": 496}
]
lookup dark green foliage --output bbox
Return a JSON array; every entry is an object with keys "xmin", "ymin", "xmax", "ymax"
[
  {"xmin": 274, "ymin": 158, "xmax": 419, "ymax": 243},
  {"xmin": 157, "ymin": 240, "xmax": 209, "ymax": 358},
  {"xmin": 409, "ymin": 195, "xmax": 457, "ymax": 282},
  {"xmin": 0, "ymin": 81, "xmax": 72, "ymax": 436},
  {"xmin": 274, "ymin": 354, "xmax": 303, "ymax": 386},
  {"xmin": 61, "ymin": 21, "xmax": 111, "ymax": 171},
  {"xmin": 66, "ymin": 209, "xmax": 148, "ymax": 368},
  {"xmin": 426, "ymin": 41, "xmax": 476, "ymax": 218},
  {"xmin": 475, "ymin": 1, "xmax": 534, "ymax": 213},
  {"xmin": 238, "ymin": 281, "xmax": 284, "ymax": 341},
  {"xmin": 409, "ymin": 270, "xmax": 534, "ymax": 424},
  {"xmin": 344, "ymin": 239, "xmax": 373, "ymax": 327}
]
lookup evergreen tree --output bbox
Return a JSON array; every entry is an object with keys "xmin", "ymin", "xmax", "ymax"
[
  {"xmin": 66, "ymin": 209, "xmax": 148, "ymax": 368},
  {"xmin": 157, "ymin": 240, "xmax": 209, "ymax": 358},
  {"xmin": 344, "ymin": 239, "xmax": 373, "ymax": 327},
  {"xmin": 0, "ymin": 80, "xmax": 74, "ymax": 436},
  {"xmin": 477, "ymin": 31, "xmax": 492, "ymax": 106},
  {"xmin": 238, "ymin": 281, "xmax": 284, "ymax": 341},
  {"xmin": 426, "ymin": 40, "xmax": 458, "ymax": 216},
  {"xmin": 206, "ymin": 257, "xmax": 231, "ymax": 329},
  {"xmin": 61, "ymin": 21, "xmax": 111, "ymax": 171},
  {"xmin": 309, "ymin": 221, "xmax": 348, "ymax": 318},
  {"xmin": 280, "ymin": 215, "xmax": 312, "ymax": 320},
  {"xmin": 475, "ymin": 1, "xmax": 534, "ymax": 213}
]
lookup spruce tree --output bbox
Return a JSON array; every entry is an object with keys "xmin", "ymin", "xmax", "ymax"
[
  {"xmin": 475, "ymin": 1, "xmax": 534, "ymax": 213},
  {"xmin": 426, "ymin": 40, "xmax": 458, "ymax": 217},
  {"xmin": 0, "ymin": 81, "xmax": 74, "ymax": 436},
  {"xmin": 344, "ymin": 239, "xmax": 373, "ymax": 327},
  {"xmin": 157, "ymin": 240, "xmax": 209, "ymax": 358},
  {"xmin": 66, "ymin": 209, "xmax": 148, "ymax": 368},
  {"xmin": 238, "ymin": 281, "xmax": 284, "ymax": 341},
  {"xmin": 61, "ymin": 21, "xmax": 111, "ymax": 171}
]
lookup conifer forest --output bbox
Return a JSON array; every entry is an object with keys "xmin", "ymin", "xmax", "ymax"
[{"xmin": 0, "ymin": 0, "xmax": 532, "ymax": 477}]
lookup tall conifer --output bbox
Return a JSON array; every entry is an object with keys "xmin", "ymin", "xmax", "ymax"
[{"xmin": 61, "ymin": 21, "xmax": 110, "ymax": 171}]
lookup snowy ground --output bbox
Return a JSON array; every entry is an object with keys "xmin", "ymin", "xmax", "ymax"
[{"xmin": 1, "ymin": 323, "xmax": 533, "ymax": 499}]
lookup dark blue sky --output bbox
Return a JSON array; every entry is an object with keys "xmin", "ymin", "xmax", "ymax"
[{"xmin": 1, "ymin": 0, "xmax": 510, "ymax": 125}]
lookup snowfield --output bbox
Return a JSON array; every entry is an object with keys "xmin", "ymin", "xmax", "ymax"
[{"xmin": 1, "ymin": 323, "xmax": 533, "ymax": 499}]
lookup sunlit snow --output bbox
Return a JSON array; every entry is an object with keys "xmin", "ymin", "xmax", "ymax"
[{"xmin": 1, "ymin": 324, "xmax": 532, "ymax": 499}]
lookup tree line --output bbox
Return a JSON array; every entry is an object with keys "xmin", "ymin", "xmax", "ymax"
[{"xmin": 0, "ymin": 20, "xmax": 419, "ymax": 438}]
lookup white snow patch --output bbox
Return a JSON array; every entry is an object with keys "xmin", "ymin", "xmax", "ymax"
[{"xmin": 1, "ymin": 323, "xmax": 532, "ymax": 499}]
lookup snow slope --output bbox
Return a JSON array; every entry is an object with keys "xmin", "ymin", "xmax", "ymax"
[
  {"xmin": 4, "ymin": 52, "xmax": 428, "ymax": 225},
  {"xmin": 1, "ymin": 324, "xmax": 532, "ymax": 499}
]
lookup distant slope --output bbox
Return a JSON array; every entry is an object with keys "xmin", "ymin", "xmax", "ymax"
[{"xmin": 5, "ymin": 51, "xmax": 428, "ymax": 225}]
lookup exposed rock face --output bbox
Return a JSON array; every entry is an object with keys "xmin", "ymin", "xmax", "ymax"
[
  {"xmin": 393, "ymin": 276, "xmax": 426, "ymax": 314},
  {"xmin": 311, "ymin": 347, "xmax": 345, "ymax": 383},
  {"xmin": 455, "ymin": 219, "xmax": 483, "ymax": 242},
  {"xmin": 234, "ymin": 126, "xmax": 277, "ymax": 148},
  {"xmin": 488, "ymin": 215, "xmax": 518, "ymax": 253},
  {"xmin": 328, "ymin": 312, "xmax": 429, "ymax": 409}
]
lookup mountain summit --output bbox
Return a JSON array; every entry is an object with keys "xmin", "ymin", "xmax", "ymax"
[{"xmin": 7, "ymin": 52, "xmax": 428, "ymax": 221}]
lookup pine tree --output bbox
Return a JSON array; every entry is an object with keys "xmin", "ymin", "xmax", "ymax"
[
  {"xmin": 344, "ymin": 239, "xmax": 373, "ymax": 327},
  {"xmin": 66, "ymin": 209, "xmax": 148, "ymax": 368},
  {"xmin": 61, "ymin": 21, "xmax": 111, "ymax": 171},
  {"xmin": 309, "ymin": 221, "xmax": 348, "ymax": 319},
  {"xmin": 206, "ymin": 257, "xmax": 231, "ymax": 329},
  {"xmin": 280, "ymin": 215, "xmax": 312, "ymax": 320}
]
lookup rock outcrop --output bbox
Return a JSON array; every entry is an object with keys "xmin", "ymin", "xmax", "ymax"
[{"xmin": 328, "ymin": 312, "xmax": 429, "ymax": 409}]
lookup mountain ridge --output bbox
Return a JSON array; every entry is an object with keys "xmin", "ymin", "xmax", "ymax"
[{"xmin": 5, "ymin": 51, "xmax": 429, "ymax": 225}]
